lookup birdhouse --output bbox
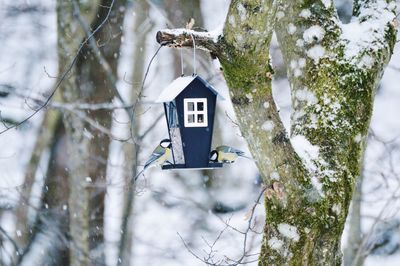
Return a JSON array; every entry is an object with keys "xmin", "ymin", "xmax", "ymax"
[{"xmin": 156, "ymin": 75, "xmax": 223, "ymax": 169}]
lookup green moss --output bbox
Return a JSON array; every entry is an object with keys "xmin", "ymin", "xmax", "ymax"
[{"xmin": 219, "ymin": 44, "xmax": 273, "ymax": 95}]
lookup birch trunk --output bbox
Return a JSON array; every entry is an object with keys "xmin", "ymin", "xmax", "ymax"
[
  {"xmin": 117, "ymin": 1, "xmax": 151, "ymax": 263},
  {"xmin": 156, "ymin": 0, "xmax": 397, "ymax": 264}
]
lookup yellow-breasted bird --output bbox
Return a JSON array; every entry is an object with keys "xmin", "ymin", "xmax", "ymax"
[
  {"xmin": 134, "ymin": 139, "xmax": 172, "ymax": 181},
  {"xmin": 209, "ymin": 145, "xmax": 252, "ymax": 164}
]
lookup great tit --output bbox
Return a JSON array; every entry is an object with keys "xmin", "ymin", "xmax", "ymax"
[
  {"xmin": 134, "ymin": 139, "xmax": 172, "ymax": 181},
  {"xmin": 144, "ymin": 139, "xmax": 172, "ymax": 170},
  {"xmin": 209, "ymin": 145, "xmax": 252, "ymax": 163}
]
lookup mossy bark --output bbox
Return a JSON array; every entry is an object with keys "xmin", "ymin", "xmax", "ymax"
[{"xmin": 220, "ymin": 0, "xmax": 396, "ymax": 265}]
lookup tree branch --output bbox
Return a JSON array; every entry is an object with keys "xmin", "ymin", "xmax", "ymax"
[{"xmin": 156, "ymin": 28, "xmax": 223, "ymax": 56}]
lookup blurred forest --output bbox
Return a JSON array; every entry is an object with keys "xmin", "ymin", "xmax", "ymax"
[{"xmin": 0, "ymin": 0, "xmax": 399, "ymax": 265}]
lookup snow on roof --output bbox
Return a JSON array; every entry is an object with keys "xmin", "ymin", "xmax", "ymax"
[
  {"xmin": 156, "ymin": 75, "xmax": 223, "ymax": 103},
  {"xmin": 156, "ymin": 76, "xmax": 195, "ymax": 103}
]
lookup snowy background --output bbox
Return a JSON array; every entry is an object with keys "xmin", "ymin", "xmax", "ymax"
[{"xmin": 0, "ymin": 0, "xmax": 399, "ymax": 265}]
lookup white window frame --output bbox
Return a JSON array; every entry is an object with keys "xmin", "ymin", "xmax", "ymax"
[{"xmin": 183, "ymin": 98, "xmax": 208, "ymax": 127}]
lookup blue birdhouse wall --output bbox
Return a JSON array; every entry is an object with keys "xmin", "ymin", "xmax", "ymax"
[{"xmin": 157, "ymin": 75, "xmax": 223, "ymax": 169}]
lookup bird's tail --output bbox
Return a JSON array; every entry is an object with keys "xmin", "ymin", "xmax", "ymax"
[
  {"xmin": 239, "ymin": 154, "xmax": 254, "ymax": 161},
  {"xmin": 133, "ymin": 168, "xmax": 146, "ymax": 182}
]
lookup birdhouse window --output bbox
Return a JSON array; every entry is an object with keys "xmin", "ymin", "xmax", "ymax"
[{"xmin": 184, "ymin": 98, "xmax": 208, "ymax": 127}]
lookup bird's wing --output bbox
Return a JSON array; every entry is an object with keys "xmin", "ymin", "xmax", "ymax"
[
  {"xmin": 144, "ymin": 146, "xmax": 165, "ymax": 169},
  {"xmin": 218, "ymin": 145, "xmax": 245, "ymax": 156}
]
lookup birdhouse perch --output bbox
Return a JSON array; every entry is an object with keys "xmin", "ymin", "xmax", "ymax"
[{"xmin": 156, "ymin": 75, "xmax": 224, "ymax": 170}]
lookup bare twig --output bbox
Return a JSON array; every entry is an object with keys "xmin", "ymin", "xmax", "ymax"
[{"xmin": 177, "ymin": 186, "xmax": 267, "ymax": 266}]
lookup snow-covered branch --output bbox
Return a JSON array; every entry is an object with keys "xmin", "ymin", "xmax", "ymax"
[
  {"xmin": 340, "ymin": 0, "xmax": 397, "ymax": 67},
  {"xmin": 156, "ymin": 28, "xmax": 223, "ymax": 55}
]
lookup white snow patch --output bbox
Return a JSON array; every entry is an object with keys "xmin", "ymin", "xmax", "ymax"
[
  {"xmin": 235, "ymin": 34, "xmax": 244, "ymax": 45},
  {"xmin": 245, "ymin": 93, "xmax": 253, "ymax": 102},
  {"xmin": 86, "ymin": 177, "xmax": 92, "ymax": 183},
  {"xmin": 388, "ymin": 1, "xmax": 396, "ymax": 11},
  {"xmin": 309, "ymin": 114, "xmax": 318, "ymax": 128},
  {"xmin": 291, "ymin": 135, "xmax": 320, "ymax": 172},
  {"xmin": 295, "ymin": 89, "xmax": 317, "ymax": 105},
  {"xmin": 159, "ymin": 28, "xmax": 222, "ymax": 46},
  {"xmin": 268, "ymin": 237, "xmax": 284, "ymax": 251},
  {"xmin": 291, "ymin": 59, "xmax": 307, "ymax": 77},
  {"xmin": 299, "ymin": 9, "xmax": 311, "ymax": 18},
  {"xmin": 322, "ymin": 94, "xmax": 331, "ymax": 105},
  {"xmin": 270, "ymin": 171, "xmax": 280, "ymax": 181},
  {"xmin": 354, "ymin": 133, "xmax": 362, "ymax": 143},
  {"xmin": 290, "ymin": 59, "xmax": 298, "ymax": 70},
  {"xmin": 277, "ymin": 11, "xmax": 285, "ymax": 20},
  {"xmin": 331, "ymin": 102, "xmax": 341, "ymax": 112},
  {"xmin": 321, "ymin": 0, "xmax": 331, "ymax": 8},
  {"xmin": 277, "ymin": 223, "xmax": 300, "ymax": 242},
  {"xmin": 298, "ymin": 58, "xmax": 306, "ymax": 68},
  {"xmin": 359, "ymin": 54, "xmax": 374, "ymax": 68},
  {"xmin": 340, "ymin": 0, "xmax": 395, "ymax": 62},
  {"xmin": 296, "ymin": 39, "xmax": 304, "ymax": 47},
  {"xmin": 228, "ymin": 15, "xmax": 236, "ymax": 27},
  {"xmin": 311, "ymin": 176, "xmax": 324, "ymax": 196},
  {"xmin": 212, "ymin": 58, "xmax": 222, "ymax": 71},
  {"xmin": 287, "ymin": 23, "xmax": 297, "ymax": 35},
  {"xmin": 83, "ymin": 128, "xmax": 94, "ymax": 140},
  {"xmin": 237, "ymin": 3, "xmax": 247, "ymax": 21},
  {"xmin": 294, "ymin": 69, "xmax": 302, "ymax": 77},
  {"xmin": 306, "ymin": 45, "xmax": 325, "ymax": 63},
  {"xmin": 293, "ymin": 110, "xmax": 305, "ymax": 121},
  {"xmin": 262, "ymin": 120, "xmax": 275, "ymax": 132},
  {"xmin": 332, "ymin": 203, "xmax": 341, "ymax": 215},
  {"xmin": 303, "ymin": 25, "xmax": 325, "ymax": 44}
]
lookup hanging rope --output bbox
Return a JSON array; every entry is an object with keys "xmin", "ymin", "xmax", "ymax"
[
  {"xmin": 191, "ymin": 33, "xmax": 196, "ymax": 75},
  {"xmin": 180, "ymin": 49, "xmax": 184, "ymax": 76}
]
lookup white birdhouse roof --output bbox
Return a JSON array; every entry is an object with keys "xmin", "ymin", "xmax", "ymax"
[{"xmin": 156, "ymin": 75, "xmax": 223, "ymax": 103}]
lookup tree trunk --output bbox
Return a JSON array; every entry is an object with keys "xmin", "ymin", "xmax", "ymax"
[
  {"xmin": 57, "ymin": 1, "xmax": 98, "ymax": 264},
  {"xmin": 117, "ymin": 1, "xmax": 151, "ymax": 264},
  {"xmin": 18, "ymin": 117, "xmax": 70, "ymax": 266},
  {"xmin": 156, "ymin": 0, "xmax": 397, "ymax": 264},
  {"xmin": 57, "ymin": 0, "xmax": 127, "ymax": 264},
  {"xmin": 344, "ymin": 174, "xmax": 364, "ymax": 266},
  {"xmin": 15, "ymin": 108, "xmax": 61, "ymax": 257}
]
